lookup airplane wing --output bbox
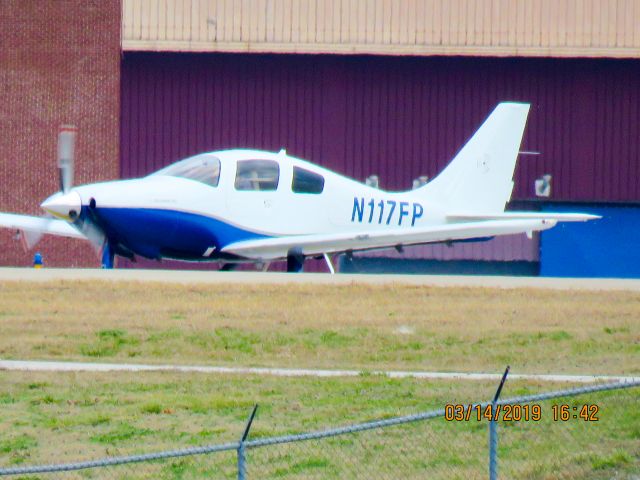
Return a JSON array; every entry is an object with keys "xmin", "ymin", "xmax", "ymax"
[
  {"xmin": 446, "ymin": 212, "xmax": 600, "ymax": 222},
  {"xmin": 221, "ymin": 218, "xmax": 558, "ymax": 260},
  {"xmin": 0, "ymin": 212, "xmax": 86, "ymax": 240}
]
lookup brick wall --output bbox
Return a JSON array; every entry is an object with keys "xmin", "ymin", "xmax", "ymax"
[{"xmin": 0, "ymin": 0, "xmax": 120, "ymax": 267}]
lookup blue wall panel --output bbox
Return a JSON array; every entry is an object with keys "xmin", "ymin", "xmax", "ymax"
[{"xmin": 540, "ymin": 205, "xmax": 640, "ymax": 278}]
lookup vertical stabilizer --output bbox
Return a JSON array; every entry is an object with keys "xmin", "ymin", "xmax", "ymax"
[{"xmin": 418, "ymin": 103, "xmax": 530, "ymax": 213}]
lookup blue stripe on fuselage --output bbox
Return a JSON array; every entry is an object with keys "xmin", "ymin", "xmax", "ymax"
[{"xmin": 85, "ymin": 207, "xmax": 269, "ymax": 261}]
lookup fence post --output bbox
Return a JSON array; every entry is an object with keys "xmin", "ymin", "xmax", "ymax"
[
  {"xmin": 489, "ymin": 366, "xmax": 510, "ymax": 480},
  {"xmin": 237, "ymin": 404, "xmax": 258, "ymax": 480}
]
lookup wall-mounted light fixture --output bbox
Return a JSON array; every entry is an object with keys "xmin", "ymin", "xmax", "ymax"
[
  {"xmin": 535, "ymin": 174, "xmax": 552, "ymax": 197},
  {"xmin": 412, "ymin": 175, "xmax": 429, "ymax": 189},
  {"xmin": 365, "ymin": 175, "xmax": 379, "ymax": 188}
]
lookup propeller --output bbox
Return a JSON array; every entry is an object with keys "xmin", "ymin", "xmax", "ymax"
[
  {"xmin": 80, "ymin": 211, "xmax": 107, "ymax": 253},
  {"xmin": 57, "ymin": 125, "xmax": 76, "ymax": 194},
  {"xmin": 16, "ymin": 226, "xmax": 48, "ymax": 252},
  {"xmin": 24, "ymin": 124, "xmax": 113, "ymax": 266},
  {"xmin": 19, "ymin": 126, "xmax": 78, "ymax": 252}
]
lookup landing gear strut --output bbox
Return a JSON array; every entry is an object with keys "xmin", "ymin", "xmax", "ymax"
[{"xmin": 101, "ymin": 242, "xmax": 115, "ymax": 269}]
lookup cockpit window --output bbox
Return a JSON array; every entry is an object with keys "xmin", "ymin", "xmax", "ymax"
[
  {"xmin": 235, "ymin": 160, "xmax": 280, "ymax": 191},
  {"xmin": 292, "ymin": 167, "xmax": 325, "ymax": 194},
  {"xmin": 152, "ymin": 155, "xmax": 221, "ymax": 187}
]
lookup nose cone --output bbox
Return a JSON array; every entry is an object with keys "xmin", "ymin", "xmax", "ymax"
[{"xmin": 41, "ymin": 191, "xmax": 82, "ymax": 221}]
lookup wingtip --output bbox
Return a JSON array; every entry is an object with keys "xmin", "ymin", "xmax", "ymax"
[{"xmin": 567, "ymin": 213, "xmax": 602, "ymax": 222}]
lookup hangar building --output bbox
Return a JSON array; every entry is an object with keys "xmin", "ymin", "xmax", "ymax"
[{"xmin": 2, "ymin": 0, "xmax": 640, "ymax": 276}]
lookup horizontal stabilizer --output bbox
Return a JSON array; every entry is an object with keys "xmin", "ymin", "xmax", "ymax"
[
  {"xmin": 447, "ymin": 212, "xmax": 600, "ymax": 222},
  {"xmin": 0, "ymin": 212, "xmax": 86, "ymax": 240},
  {"xmin": 222, "ymin": 218, "xmax": 558, "ymax": 260}
]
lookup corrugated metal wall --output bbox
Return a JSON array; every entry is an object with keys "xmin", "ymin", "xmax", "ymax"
[
  {"xmin": 121, "ymin": 52, "xmax": 640, "ymax": 262},
  {"xmin": 122, "ymin": 53, "xmax": 640, "ymax": 199},
  {"xmin": 122, "ymin": 0, "xmax": 640, "ymax": 58},
  {"xmin": 360, "ymin": 235, "xmax": 538, "ymax": 262}
]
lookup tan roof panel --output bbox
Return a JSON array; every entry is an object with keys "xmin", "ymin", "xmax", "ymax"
[{"xmin": 122, "ymin": 0, "xmax": 640, "ymax": 58}]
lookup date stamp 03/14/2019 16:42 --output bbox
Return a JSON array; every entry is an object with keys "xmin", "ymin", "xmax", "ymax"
[{"xmin": 444, "ymin": 403, "xmax": 600, "ymax": 423}]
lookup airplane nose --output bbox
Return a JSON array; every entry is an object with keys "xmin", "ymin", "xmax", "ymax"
[{"xmin": 40, "ymin": 191, "xmax": 82, "ymax": 221}]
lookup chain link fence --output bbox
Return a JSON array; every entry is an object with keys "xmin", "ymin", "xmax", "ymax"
[
  {"xmin": 498, "ymin": 383, "xmax": 640, "ymax": 479},
  {"xmin": 0, "ymin": 379, "xmax": 637, "ymax": 479}
]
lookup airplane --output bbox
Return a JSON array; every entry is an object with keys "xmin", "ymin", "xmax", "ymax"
[{"xmin": 0, "ymin": 102, "xmax": 598, "ymax": 272}]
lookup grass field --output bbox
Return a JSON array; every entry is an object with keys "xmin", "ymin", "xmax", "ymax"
[
  {"xmin": 0, "ymin": 281, "xmax": 638, "ymax": 374},
  {"xmin": 0, "ymin": 280, "xmax": 638, "ymax": 478}
]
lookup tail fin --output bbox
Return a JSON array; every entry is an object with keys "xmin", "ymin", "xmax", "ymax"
[{"xmin": 418, "ymin": 102, "xmax": 530, "ymax": 213}]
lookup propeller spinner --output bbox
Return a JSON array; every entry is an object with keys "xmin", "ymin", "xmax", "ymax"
[{"xmin": 40, "ymin": 191, "xmax": 81, "ymax": 221}]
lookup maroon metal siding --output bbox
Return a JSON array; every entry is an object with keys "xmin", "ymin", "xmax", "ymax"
[
  {"xmin": 363, "ymin": 235, "xmax": 538, "ymax": 263},
  {"xmin": 122, "ymin": 53, "xmax": 640, "ymax": 201},
  {"xmin": 121, "ymin": 53, "xmax": 640, "ymax": 263}
]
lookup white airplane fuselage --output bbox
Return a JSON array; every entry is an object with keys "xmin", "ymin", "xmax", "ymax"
[{"xmin": 70, "ymin": 149, "xmax": 446, "ymax": 262}]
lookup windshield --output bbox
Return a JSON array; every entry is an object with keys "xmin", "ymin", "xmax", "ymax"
[{"xmin": 151, "ymin": 154, "xmax": 221, "ymax": 187}]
